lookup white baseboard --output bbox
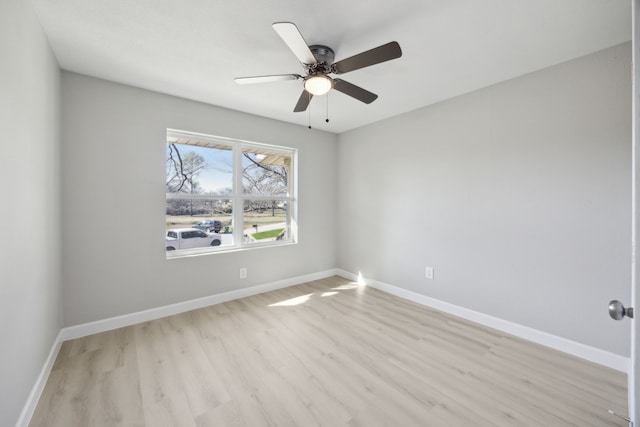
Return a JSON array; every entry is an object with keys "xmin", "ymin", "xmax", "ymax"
[
  {"xmin": 15, "ymin": 329, "xmax": 64, "ymax": 427},
  {"xmin": 61, "ymin": 269, "xmax": 339, "ymax": 341},
  {"xmin": 335, "ymin": 269, "xmax": 629, "ymax": 373}
]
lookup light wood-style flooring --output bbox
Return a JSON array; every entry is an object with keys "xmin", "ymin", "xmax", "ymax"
[{"xmin": 30, "ymin": 276, "xmax": 628, "ymax": 426}]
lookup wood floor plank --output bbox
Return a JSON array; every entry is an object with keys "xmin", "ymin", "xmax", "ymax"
[{"xmin": 29, "ymin": 276, "xmax": 628, "ymax": 426}]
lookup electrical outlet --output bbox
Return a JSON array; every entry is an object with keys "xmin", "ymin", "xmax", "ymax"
[
  {"xmin": 425, "ymin": 266, "xmax": 434, "ymax": 280},
  {"xmin": 239, "ymin": 267, "xmax": 247, "ymax": 279}
]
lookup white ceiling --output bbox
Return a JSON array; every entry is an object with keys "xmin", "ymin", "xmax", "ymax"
[{"xmin": 31, "ymin": 0, "xmax": 631, "ymax": 134}]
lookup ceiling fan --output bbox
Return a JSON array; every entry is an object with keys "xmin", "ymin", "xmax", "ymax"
[{"xmin": 235, "ymin": 22, "xmax": 402, "ymax": 113}]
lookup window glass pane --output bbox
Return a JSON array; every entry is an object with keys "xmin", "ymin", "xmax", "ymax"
[
  {"xmin": 167, "ymin": 143, "xmax": 233, "ymax": 195},
  {"xmin": 242, "ymin": 149, "xmax": 290, "ymax": 196},
  {"xmin": 166, "ymin": 199, "xmax": 234, "ymax": 249},
  {"xmin": 243, "ymin": 200, "xmax": 290, "ymax": 244}
]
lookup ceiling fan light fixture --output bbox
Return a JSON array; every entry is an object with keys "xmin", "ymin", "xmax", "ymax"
[{"xmin": 304, "ymin": 75, "xmax": 333, "ymax": 95}]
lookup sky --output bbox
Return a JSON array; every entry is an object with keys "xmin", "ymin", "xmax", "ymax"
[{"xmin": 170, "ymin": 144, "xmax": 233, "ymax": 194}]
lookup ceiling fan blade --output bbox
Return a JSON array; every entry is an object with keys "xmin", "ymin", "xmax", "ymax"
[
  {"xmin": 235, "ymin": 74, "xmax": 301, "ymax": 85},
  {"xmin": 272, "ymin": 22, "xmax": 317, "ymax": 65},
  {"xmin": 332, "ymin": 41, "xmax": 402, "ymax": 74},
  {"xmin": 333, "ymin": 79, "xmax": 378, "ymax": 104},
  {"xmin": 293, "ymin": 90, "xmax": 313, "ymax": 112}
]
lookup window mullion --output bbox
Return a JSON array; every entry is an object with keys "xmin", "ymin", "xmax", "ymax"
[{"xmin": 233, "ymin": 143, "xmax": 244, "ymax": 246}]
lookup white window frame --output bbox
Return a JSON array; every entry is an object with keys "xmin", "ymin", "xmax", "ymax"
[{"xmin": 166, "ymin": 129, "xmax": 298, "ymax": 258}]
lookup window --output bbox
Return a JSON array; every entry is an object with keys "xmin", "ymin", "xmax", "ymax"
[{"xmin": 166, "ymin": 129, "xmax": 297, "ymax": 257}]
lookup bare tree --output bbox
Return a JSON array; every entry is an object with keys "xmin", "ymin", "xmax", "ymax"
[
  {"xmin": 166, "ymin": 144, "xmax": 208, "ymax": 216},
  {"xmin": 242, "ymin": 153, "xmax": 288, "ymax": 215},
  {"xmin": 166, "ymin": 144, "xmax": 207, "ymax": 194}
]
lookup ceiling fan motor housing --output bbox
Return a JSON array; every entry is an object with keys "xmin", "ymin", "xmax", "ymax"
[{"xmin": 308, "ymin": 45, "xmax": 335, "ymax": 73}]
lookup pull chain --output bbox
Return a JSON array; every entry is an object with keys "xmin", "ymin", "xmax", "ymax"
[
  {"xmin": 326, "ymin": 92, "xmax": 330, "ymax": 123},
  {"xmin": 307, "ymin": 92, "xmax": 330, "ymax": 129},
  {"xmin": 308, "ymin": 92, "xmax": 312, "ymax": 129}
]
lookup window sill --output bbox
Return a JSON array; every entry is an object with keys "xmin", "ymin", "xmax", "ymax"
[{"xmin": 165, "ymin": 240, "xmax": 298, "ymax": 260}]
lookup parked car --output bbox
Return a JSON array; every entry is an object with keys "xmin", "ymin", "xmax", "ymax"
[
  {"xmin": 193, "ymin": 219, "xmax": 222, "ymax": 233},
  {"xmin": 166, "ymin": 228, "xmax": 222, "ymax": 251}
]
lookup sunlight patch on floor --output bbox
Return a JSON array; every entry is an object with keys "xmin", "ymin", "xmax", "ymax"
[
  {"xmin": 268, "ymin": 293, "xmax": 314, "ymax": 307},
  {"xmin": 321, "ymin": 291, "xmax": 339, "ymax": 297},
  {"xmin": 331, "ymin": 284, "xmax": 358, "ymax": 290},
  {"xmin": 269, "ymin": 275, "xmax": 367, "ymax": 307}
]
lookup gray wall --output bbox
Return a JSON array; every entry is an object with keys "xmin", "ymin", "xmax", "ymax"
[
  {"xmin": 337, "ymin": 43, "xmax": 632, "ymax": 356},
  {"xmin": 0, "ymin": 0, "xmax": 62, "ymax": 424},
  {"xmin": 61, "ymin": 72, "xmax": 338, "ymax": 326}
]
